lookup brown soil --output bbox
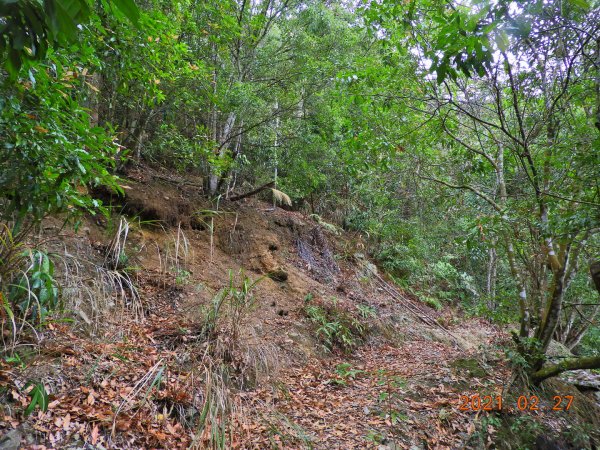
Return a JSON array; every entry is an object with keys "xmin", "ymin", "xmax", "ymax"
[{"xmin": 1, "ymin": 167, "xmax": 598, "ymax": 449}]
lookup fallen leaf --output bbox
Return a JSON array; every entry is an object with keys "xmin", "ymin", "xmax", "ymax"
[{"xmin": 91, "ymin": 424, "xmax": 99, "ymax": 445}]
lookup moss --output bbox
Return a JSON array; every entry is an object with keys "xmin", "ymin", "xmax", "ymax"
[{"xmin": 450, "ymin": 357, "xmax": 487, "ymax": 378}]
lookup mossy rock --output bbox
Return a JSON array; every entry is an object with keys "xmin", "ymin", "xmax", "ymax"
[
  {"xmin": 450, "ymin": 357, "xmax": 488, "ymax": 378},
  {"xmin": 546, "ymin": 340, "xmax": 573, "ymax": 359}
]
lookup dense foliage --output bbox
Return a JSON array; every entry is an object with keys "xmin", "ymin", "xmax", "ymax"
[{"xmin": 1, "ymin": 0, "xmax": 599, "ymax": 381}]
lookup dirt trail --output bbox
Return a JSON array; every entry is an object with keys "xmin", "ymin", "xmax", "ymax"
[
  {"xmin": 239, "ymin": 327, "xmax": 508, "ymax": 449},
  {"xmin": 2, "ymin": 171, "xmax": 596, "ymax": 449}
]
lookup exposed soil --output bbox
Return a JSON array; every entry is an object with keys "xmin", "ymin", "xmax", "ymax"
[{"xmin": 1, "ymin": 168, "xmax": 599, "ymax": 449}]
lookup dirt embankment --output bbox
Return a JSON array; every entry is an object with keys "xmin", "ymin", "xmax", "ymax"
[{"xmin": 1, "ymin": 167, "xmax": 598, "ymax": 449}]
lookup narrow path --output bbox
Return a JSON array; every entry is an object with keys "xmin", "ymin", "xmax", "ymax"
[{"xmin": 239, "ymin": 325, "xmax": 509, "ymax": 449}]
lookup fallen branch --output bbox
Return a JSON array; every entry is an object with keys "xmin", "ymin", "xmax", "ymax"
[
  {"xmin": 229, "ymin": 181, "xmax": 275, "ymax": 201},
  {"xmin": 532, "ymin": 355, "xmax": 600, "ymax": 384},
  {"xmin": 150, "ymin": 172, "xmax": 203, "ymax": 189},
  {"xmin": 368, "ymin": 270, "xmax": 464, "ymax": 347}
]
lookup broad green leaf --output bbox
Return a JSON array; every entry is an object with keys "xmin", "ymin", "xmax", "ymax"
[
  {"xmin": 111, "ymin": 0, "xmax": 140, "ymax": 25},
  {"xmin": 567, "ymin": 0, "xmax": 590, "ymax": 8}
]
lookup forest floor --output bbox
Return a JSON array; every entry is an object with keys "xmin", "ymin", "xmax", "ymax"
[{"xmin": 1, "ymin": 166, "xmax": 599, "ymax": 449}]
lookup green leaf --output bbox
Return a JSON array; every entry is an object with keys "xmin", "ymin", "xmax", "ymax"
[
  {"xmin": 23, "ymin": 382, "xmax": 49, "ymax": 416},
  {"xmin": 567, "ymin": 0, "xmax": 590, "ymax": 8},
  {"xmin": 494, "ymin": 31, "xmax": 509, "ymax": 52},
  {"xmin": 111, "ymin": 0, "xmax": 140, "ymax": 25}
]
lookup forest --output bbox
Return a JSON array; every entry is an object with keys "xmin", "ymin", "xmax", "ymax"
[{"xmin": 1, "ymin": 0, "xmax": 600, "ymax": 448}]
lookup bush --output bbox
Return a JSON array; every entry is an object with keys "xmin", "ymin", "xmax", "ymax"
[
  {"xmin": 303, "ymin": 295, "xmax": 369, "ymax": 352},
  {"xmin": 146, "ymin": 124, "xmax": 213, "ymax": 172},
  {"xmin": 9, "ymin": 250, "xmax": 59, "ymax": 323},
  {"xmin": 1, "ymin": 243, "xmax": 59, "ymax": 344},
  {"xmin": 0, "ymin": 50, "xmax": 120, "ymax": 233}
]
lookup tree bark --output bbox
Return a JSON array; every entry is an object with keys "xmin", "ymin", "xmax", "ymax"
[
  {"xmin": 591, "ymin": 261, "xmax": 600, "ymax": 293},
  {"xmin": 229, "ymin": 181, "xmax": 275, "ymax": 202},
  {"xmin": 532, "ymin": 356, "xmax": 600, "ymax": 384},
  {"xmin": 209, "ymin": 112, "xmax": 237, "ymax": 195},
  {"xmin": 536, "ymin": 262, "xmax": 568, "ymax": 358},
  {"xmin": 486, "ymin": 246, "xmax": 497, "ymax": 310},
  {"xmin": 595, "ymin": 37, "xmax": 600, "ymax": 132}
]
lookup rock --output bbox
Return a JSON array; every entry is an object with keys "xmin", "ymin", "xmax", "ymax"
[
  {"xmin": 0, "ymin": 429, "xmax": 22, "ymax": 450},
  {"xmin": 354, "ymin": 252, "xmax": 378, "ymax": 277},
  {"xmin": 560, "ymin": 369, "xmax": 600, "ymax": 391},
  {"xmin": 268, "ymin": 268, "xmax": 288, "ymax": 282},
  {"xmin": 546, "ymin": 340, "xmax": 574, "ymax": 359}
]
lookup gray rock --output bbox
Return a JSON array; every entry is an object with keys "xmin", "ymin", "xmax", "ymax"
[
  {"xmin": 0, "ymin": 429, "xmax": 22, "ymax": 450},
  {"xmin": 546, "ymin": 340, "xmax": 574, "ymax": 359}
]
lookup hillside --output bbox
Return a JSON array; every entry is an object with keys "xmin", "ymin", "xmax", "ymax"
[
  {"xmin": 1, "ymin": 168, "xmax": 599, "ymax": 449},
  {"xmin": 2, "ymin": 1, "xmax": 600, "ymax": 449}
]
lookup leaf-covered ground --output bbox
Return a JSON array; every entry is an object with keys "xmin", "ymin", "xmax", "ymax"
[
  {"xmin": 1, "ymin": 175, "xmax": 598, "ymax": 449},
  {"xmin": 1, "ymin": 311, "xmax": 508, "ymax": 449},
  {"xmin": 238, "ymin": 334, "xmax": 510, "ymax": 449}
]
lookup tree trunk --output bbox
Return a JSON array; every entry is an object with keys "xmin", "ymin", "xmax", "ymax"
[
  {"xmin": 563, "ymin": 305, "xmax": 599, "ymax": 349},
  {"xmin": 591, "ymin": 261, "xmax": 600, "ymax": 293},
  {"xmin": 595, "ymin": 37, "xmax": 600, "ymax": 133},
  {"xmin": 272, "ymin": 100, "xmax": 279, "ymax": 209},
  {"xmin": 496, "ymin": 145, "xmax": 530, "ymax": 337},
  {"xmin": 209, "ymin": 112, "xmax": 236, "ymax": 195},
  {"xmin": 229, "ymin": 181, "xmax": 275, "ymax": 201},
  {"xmin": 486, "ymin": 246, "xmax": 497, "ymax": 310},
  {"xmin": 536, "ymin": 263, "xmax": 568, "ymax": 360}
]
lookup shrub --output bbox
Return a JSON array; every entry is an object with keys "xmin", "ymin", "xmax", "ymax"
[
  {"xmin": 9, "ymin": 250, "xmax": 59, "ymax": 323},
  {"xmin": 146, "ymin": 124, "xmax": 213, "ymax": 172},
  {"xmin": 1, "ymin": 244, "xmax": 59, "ymax": 345},
  {"xmin": 0, "ymin": 51, "xmax": 120, "ymax": 233},
  {"xmin": 303, "ymin": 296, "xmax": 369, "ymax": 352}
]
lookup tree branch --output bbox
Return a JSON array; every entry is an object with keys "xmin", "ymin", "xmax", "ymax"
[
  {"xmin": 229, "ymin": 181, "xmax": 275, "ymax": 201},
  {"xmin": 418, "ymin": 173, "xmax": 503, "ymax": 213},
  {"xmin": 532, "ymin": 356, "xmax": 600, "ymax": 384}
]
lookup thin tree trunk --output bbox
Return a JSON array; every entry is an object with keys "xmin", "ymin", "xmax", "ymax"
[
  {"xmin": 230, "ymin": 181, "xmax": 275, "ymax": 201},
  {"xmin": 564, "ymin": 305, "xmax": 599, "ymax": 349},
  {"xmin": 595, "ymin": 37, "xmax": 600, "ymax": 132},
  {"xmin": 220, "ymin": 120, "xmax": 243, "ymax": 195},
  {"xmin": 486, "ymin": 246, "xmax": 497, "ymax": 310},
  {"xmin": 496, "ymin": 145, "xmax": 531, "ymax": 337},
  {"xmin": 536, "ymin": 260, "xmax": 568, "ymax": 358},
  {"xmin": 272, "ymin": 100, "xmax": 279, "ymax": 209},
  {"xmin": 209, "ymin": 112, "xmax": 236, "ymax": 195}
]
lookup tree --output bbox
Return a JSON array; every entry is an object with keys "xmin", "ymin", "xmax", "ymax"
[
  {"xmin": 367, "ymin": 0, "xmax": 600, "ymax": 381},
  {"xmin": 0, "ymin": 0, "xmax": 139, "ymax": 75}
]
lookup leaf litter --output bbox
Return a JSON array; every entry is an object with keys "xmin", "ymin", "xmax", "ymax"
[{"xmin": 1, "ymin": 184, "xmax": 514, "ymax": 449}]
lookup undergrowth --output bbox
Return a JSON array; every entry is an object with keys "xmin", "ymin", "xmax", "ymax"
[
  {"xmin": 1, "ymin": 224, "xmax": 60, "ymax": 351},
  {"xmin": 303, "ymin": 294, "xmax": 370, "ymax": 353},
  {"xmin": 186, "ymin": 269, "xmax": 275, "ymax": 448}
]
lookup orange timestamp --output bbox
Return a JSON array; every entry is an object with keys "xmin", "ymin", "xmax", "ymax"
[{"xmin": 457, "ymin": 394, "xmax": 574, "ymax": 412}]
